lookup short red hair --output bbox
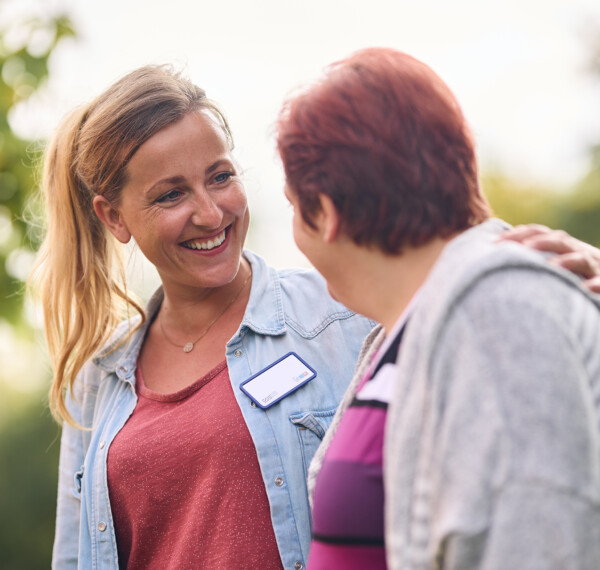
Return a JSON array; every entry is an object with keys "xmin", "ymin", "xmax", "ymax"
[{"xmin": 276, "ymin": 48, "xmax": 490, "ymax": 253}]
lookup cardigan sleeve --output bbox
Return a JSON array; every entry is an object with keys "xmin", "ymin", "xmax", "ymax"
[{"xmin": 385, "ymin": 267, "xmax": 600, "ymax": 569}]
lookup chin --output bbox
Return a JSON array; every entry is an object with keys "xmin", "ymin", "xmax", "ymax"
[{"xmin": 326, "ymin": 281, "xmax": 362, "ymax": 315}]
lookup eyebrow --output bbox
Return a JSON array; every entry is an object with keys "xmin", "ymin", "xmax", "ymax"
[
  {"xmin": 146, "ymin": 175, "xmax": 186, "ymax": 195},
  {"xmin": 206, "ymin": 159, "xmax": 229, "ymax": 174}
]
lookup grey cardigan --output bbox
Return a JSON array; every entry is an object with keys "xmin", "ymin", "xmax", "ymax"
[{"xmin": 308, "ymin": 219, "xmax": 600, "ymax": 569}]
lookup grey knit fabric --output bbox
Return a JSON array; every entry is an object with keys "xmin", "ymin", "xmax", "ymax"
[{"xmin": 310, "ymin": 219, "xmax": 600, "ymax": 569}]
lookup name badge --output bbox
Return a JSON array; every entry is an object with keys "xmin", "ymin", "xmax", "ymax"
[{"xmin": 240, "ymin": 352, "xmax": 317, "ymax": 409}]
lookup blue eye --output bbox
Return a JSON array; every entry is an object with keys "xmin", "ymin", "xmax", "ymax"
[
  {"xmin": 214, "ymin": 172, "xmax": 233, "ymax": 184},
  {"xmin": 157, "ymin": 189, "xmax": 182, "ymax": 203}
]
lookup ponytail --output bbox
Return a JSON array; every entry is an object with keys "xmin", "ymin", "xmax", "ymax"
[
  {"xmin": 32, "ymin": 105, "xmax": 144, "ymax": 426},
  {"xmin": 30, "ymin": 65, "xmax": 228, "ymax": 426}
]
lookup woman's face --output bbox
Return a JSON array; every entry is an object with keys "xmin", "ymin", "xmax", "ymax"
[
  {"xmin": 105, "ymin": 111, "xmax": 249, "ymax": 293},
  {"xmin": 284, "ymin": 185, "xmax": 342, "ymax": 299}
]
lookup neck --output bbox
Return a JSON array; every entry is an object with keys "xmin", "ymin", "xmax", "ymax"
[
  {"xmin": 158, "ymin": 259, "xmax": 252, "ymax": 337},
  {"xmin": 334, "ymin": 236, "xmax": 456, "ymax": 332}
]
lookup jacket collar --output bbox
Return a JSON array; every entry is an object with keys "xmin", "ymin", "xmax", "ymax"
[
  {"xmin": 240, "ymin": 250, "xmax": 286, "ymax": 336},
  {"xmin": 93, "ymin": 250, "xmax": 286, "ymax": 377}
]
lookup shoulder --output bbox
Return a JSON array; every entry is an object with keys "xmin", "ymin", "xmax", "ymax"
[
  {"xmin": 94, "ymin": 313, "xmax": 144, "ymax": 365},
  {"xmin": 409, "ymin": 223, "xmax": 600, "ymax": 423},
  {"xmin": 245, "ymin": 250, "xmax": 375, "ymax": 340},
  {"xmin": 280, "ymin": 265, "xmax": 376, "ymax": 338},
  {"xmin": 414, "ymin": 219, "xmax": 600, "ymax": 343},
  {"xmin": 73, "ymin": 306, "xmax": 146, "ymax": 394},
  {"xmin": 67, "ymin": 313, "xmax": 144, "ymax": 424},
  {"xmin": 394, "ymin": 220, "xmax": 600, "ymax": 425}
]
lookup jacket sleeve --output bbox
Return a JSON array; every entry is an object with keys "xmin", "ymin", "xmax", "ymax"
[{"xmin": 52, "ymin": 382, "xmax": 85, "ymax": 569}]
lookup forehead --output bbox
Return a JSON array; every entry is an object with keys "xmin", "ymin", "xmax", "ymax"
[
  {"xmin": 125, "ymin": 111, "xmax": 232, "ymax": 186},
  {"xmin": 136, "ymin": 111, "xmax": 229, "ymax": 158}
]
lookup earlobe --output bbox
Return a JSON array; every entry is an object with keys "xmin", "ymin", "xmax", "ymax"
[
  {"xmin": 317, "ymin": 194, "xmax": 341, "ymax": 243},
  {"xmin": 92, "ymin": 195, "xmax": 132, "ymax": 244}
]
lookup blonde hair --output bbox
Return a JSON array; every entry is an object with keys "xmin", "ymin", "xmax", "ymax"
[{"xmin": 31, "ymin": 65, "xmax": 232, "ymax": 425}]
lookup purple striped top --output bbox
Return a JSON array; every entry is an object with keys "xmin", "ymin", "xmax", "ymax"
[{"xmin": 307, "ymin": 322, "xmax": 406, "ymax": 569}]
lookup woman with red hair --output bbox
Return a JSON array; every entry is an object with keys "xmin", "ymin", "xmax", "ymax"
[{"xmin": 277, "ymin": 48, "xmax": 600, "ymax": 569}]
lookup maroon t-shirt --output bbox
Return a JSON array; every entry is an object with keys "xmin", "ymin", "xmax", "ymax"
[{"xmin": 107, "ymin": 361, "xmax": 283, "ymax": 569}]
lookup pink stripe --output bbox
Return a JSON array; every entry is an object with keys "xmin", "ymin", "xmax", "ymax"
[
  {"xmin": 307, "ymin": 540, "xmax": 386, "ymax": 569},
  {"xmin": 324, "ymin": 406, "xmax": 386, "ymax": 464}
]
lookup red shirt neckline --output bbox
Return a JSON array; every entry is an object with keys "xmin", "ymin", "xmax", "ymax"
[{"xmin": 136, "ymin": 359, "xmax": 227, "ymax": 402}]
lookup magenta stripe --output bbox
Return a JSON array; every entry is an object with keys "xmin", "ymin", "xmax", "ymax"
[
  {"xmin": 323, "ymin": 405, "xmax": 386, "ymax": 464},
  {"xmin": 307, "ymin": 540, "xmax": 386, "ymax": 569},
  {"xmin": 312, "ymin": 458, "xmax": 384, "ymax": 540}
]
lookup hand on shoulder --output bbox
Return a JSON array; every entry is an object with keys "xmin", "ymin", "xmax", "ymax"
[{"xmin": 499, "ymin": 224, "xmax": 600, "ymax": 293}]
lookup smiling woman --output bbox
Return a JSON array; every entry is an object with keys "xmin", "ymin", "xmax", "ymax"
[
  {"xmin": 30, "ymin": 65, "xmax": 374, "ymax": 569},
  {"xmin": 93, "ymin": 110, "xmax": 252, "ymax": 391}
]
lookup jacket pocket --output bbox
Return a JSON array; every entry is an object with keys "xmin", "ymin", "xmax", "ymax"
[
  {"xmin": 289, "ymin": 407, "xmax": 337, "ymax": 478},
  {"xmin": 72, "ymin": 465, "xmax": 84, "ymax": 498}
]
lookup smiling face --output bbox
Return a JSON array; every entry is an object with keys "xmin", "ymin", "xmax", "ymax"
[{"xmin": 95, "ymin": 110, "xmax": 249, "ymax": 295}]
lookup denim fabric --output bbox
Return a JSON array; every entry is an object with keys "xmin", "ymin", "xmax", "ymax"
[{"xmin": 52, "ymin": 250, "xmax": 374, "ymax": 570}]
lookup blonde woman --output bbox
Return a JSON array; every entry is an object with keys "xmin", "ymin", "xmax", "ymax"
[{"xmin": 33, "ymin": 65, "xmax": 373, "ymax": 569}]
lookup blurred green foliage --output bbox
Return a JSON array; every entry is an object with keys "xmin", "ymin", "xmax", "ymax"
[
  {"xmin": 0, "ymin": 388, "xmax": 62, "ymax": 570},
  {"xmin": 0, "ymin": 10, "xmax": 75, "ymax": 328},
  {"xmin": 484, "ymin": 159, "xmax": 600, "ymax": 247},
  {"xmin": 0, "ymin": 6, "xmax": 74, "ymax": 569}
]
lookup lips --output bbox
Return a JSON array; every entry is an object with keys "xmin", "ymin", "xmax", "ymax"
[{"xmin": 181, "ymin": 227, "xmax": 227, "ymax": 251}]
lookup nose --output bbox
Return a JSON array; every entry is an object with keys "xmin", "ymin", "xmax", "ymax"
[{"xmin": 190, "ymin": 188, "xmax": 223, "ymax": 229}]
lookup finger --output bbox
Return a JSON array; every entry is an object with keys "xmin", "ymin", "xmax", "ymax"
[
  {"xmin": 518, "ymin": 232, "xmax": 576, "ymax": 255},
  {"xmin": 550, "ymin": 252, "xmax": 598, "ymax": 279},
  {"xmin": 583, "ymin": 276, "xmax": 600, "ymax": 294},
  {"xmin": 498, "ymin": 224, "xmax": 551, "ymax": 243}
]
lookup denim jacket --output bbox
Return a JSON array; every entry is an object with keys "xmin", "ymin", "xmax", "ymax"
[{"xmin": 52, "ymin": 250, "xmax": 374, "ymax": 570}]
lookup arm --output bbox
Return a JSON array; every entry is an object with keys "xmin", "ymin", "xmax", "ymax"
[
  {"xmin": 397, "ymin": 270, "xmax": 600, "ymax": 569},
  {"xmin": 51, "ymin": 388, "xmax": 85, "ymax": 569},
  {"xmin": 499, "ymin": 224, "xmax": 600, "ymax": 293}
]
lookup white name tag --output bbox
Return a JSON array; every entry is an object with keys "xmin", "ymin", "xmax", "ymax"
[{"xmin": 240, "ymin": 352, "xmax": 317, "ymax": 409}]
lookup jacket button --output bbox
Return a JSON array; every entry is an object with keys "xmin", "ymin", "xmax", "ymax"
[
  {"xmin": 99, "ymin": 441, "xmax": 106, "ymax": 449},
  {"xmin": 294, "ymin": 563, "xmax": 304, "ymax": 570},
  {"xmin": 275, "ymin": 476, "xmax": 284, "ymax": 487},
  {"xmin": 98, "ymin": 522, "xmax": 107, "ymax": 532},
  {"xmin": 233, "ymin": 349, "xmax": 242, "ymax": 357}
]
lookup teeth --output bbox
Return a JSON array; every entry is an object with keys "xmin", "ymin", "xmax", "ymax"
[{"xmin": 183, "ymin": 230, "xmax": 226, "ymax": 251}]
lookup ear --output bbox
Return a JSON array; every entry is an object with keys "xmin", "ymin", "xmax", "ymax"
[
  {"xmin": 93, "ymin": 195, "xmax": 132, "ymax": 244},
  {"xmin": 316, "ymin": 194, "xmax": 342, "ymax": 243}
]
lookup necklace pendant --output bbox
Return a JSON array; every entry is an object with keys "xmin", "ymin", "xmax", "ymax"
[{"xmin": 183, "ymin": 342, "xmax": 194, "ymax": 353}]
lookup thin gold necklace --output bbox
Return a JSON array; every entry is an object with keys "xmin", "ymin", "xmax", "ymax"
[{"xmin": 159, "ymin": 271, "xmax": 252, "ymax": 353}]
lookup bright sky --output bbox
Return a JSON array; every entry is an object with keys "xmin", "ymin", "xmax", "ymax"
[{"xmin": 3, "ymin": 0, "xmax": 600, "ymax": 274}]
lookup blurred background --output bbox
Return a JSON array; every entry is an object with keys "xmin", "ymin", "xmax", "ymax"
[{"xmin": 1, "ymin": 0, "xmax": 599, "ymax": 566}]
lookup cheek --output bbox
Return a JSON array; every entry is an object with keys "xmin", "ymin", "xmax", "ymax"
[
  {"xmin": 292, "ymin": 216, "xmax": 313, "ymax": 256},
  {"xmin": 291, "ymin": 214, "xmax": 303, "ymax": 248},
  {"xmin": 227, "ymin": 186, "xmax": 250, "ymax": 241},
  {"xmin": 229, "ymin": 183, "xmax": 248, "ymax": 215},
  {"xmin": 135, "ymin": 211, "xmax": 182, "ymax": 246}
]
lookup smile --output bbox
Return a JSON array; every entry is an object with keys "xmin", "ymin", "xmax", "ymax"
[{"xmin": 181, "ymin": 229, "xmax": 227, "ymax": 251}]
